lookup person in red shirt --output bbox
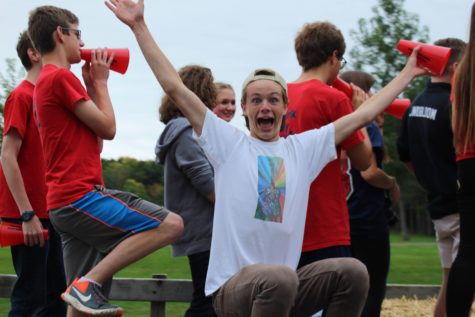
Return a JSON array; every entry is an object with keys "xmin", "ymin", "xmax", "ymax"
[
  {"xmin": 0, "ymin": 31, "xmax": 67, "ymax": 317},
  {"xmin": 282, "ymin": 22, "xmax": 373, "ymax": 268},
  {"xmin": 27, "ymin": 6, "xmax": 183, "ymax": 316}
]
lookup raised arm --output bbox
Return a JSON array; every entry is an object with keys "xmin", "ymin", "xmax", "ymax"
[
  {"xmin": 105, "ymin": 0, "xmax": 207, "ymax": 134},
  {"xmin": 333, "ymin": 46, "xmax": 427, "ymax": 145}
]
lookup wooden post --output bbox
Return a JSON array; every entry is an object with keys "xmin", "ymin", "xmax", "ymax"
[
  {"xmin": 398, "ymin": 202, "xmax": 410, "ymax": 241},
  {"xmin": 150, "ymin": 274, "xmax": 167, "ymax": 317}
]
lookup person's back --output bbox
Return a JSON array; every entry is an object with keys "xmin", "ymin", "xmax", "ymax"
[
  {"xmin": 282, "ymin": 22, "xmax": 371, "ymax": 264},
  {"xmin": 285, "ymin": 80, "xmax": 360, "ymax": 251},
  {"xmin": 397, "ymin": 80, "xmax": 457, "ymax": 217},
  {"xmin": 397, "ymin": 37, "xmax": 467, "ymax": 317}
]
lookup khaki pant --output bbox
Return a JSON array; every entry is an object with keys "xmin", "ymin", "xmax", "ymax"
[{"xmin": 212, "ymin": 257, "xmax": 369, "ymax": 317}]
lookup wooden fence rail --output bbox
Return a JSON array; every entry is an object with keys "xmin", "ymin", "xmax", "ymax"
[{"xmin": 0, "ymin": 274, "xmax": 441, "ymax": 316}]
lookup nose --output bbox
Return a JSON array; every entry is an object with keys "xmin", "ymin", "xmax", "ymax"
[
  {"xmin": 80, "ymin": 40, "xmax": 85, "ymax": 47},
  {"xmin": 260, "ymin": 100, "xmax": 271, "ymax": 112}
]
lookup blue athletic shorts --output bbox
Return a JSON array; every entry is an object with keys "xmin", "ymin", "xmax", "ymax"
[{"xmin": 49, "ymin": 185, "xmax": 170, "ymax": 286}]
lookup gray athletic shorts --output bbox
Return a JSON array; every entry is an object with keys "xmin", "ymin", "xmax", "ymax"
[{"xmin": 49, "ymin": 185, "xmax": 170, "ymax": 290}]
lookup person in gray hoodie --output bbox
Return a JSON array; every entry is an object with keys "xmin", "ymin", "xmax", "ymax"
[{"xmin": 155, "ymin": 65, "xmax": 217, "ymax": 317}]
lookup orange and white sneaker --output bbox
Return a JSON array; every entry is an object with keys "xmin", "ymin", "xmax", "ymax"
[{"xmin": 61, "ymin": 278, "xmax": 123, "ymax": 316}]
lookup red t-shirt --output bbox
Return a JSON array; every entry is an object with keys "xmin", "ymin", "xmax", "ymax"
[
  {"xmin": 281, "ymin": 79, "xmax": 365, "ymax": 251},
  {"xmin": 0, "ymin": 80, "xmax": 48, "ymax": 218},
  {"xmin": 35, "ymin": 64, "xmax": 103, "ymax": 210},
  {"xmin": 456, "ymin": 150, "xmax": 475, "ymax": 161}
]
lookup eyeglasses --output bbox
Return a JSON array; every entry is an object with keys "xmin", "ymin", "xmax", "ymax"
[
  {"xmin": 340, "ymin": 57, "xmax": 347, "ymax": 70},
  {"xmin": 61, "ymin": 27, "xmax": 81, "ymax": 40}
]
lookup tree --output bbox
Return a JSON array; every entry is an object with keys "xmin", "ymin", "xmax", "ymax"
[
  {"xmin": 349, "ymin": 0, "xmax": 430, "ymax": 93},
  {"xmin": 0, "ymin": 58, "xmax": 26, "ymax": 149},
  {"xmin": 101, "ymin": 157, "xmax": 165, "ymax": 205},
  {"xmin": 349, "ymin": 0, "xmax": 433, "ymax": 235}
]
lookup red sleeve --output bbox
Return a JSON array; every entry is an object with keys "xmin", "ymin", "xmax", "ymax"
[
  {"xmin": 54, "ymin": 69, "xmax": 90, "ymax": 112},
  {"xmin": 3, "ymin": 84, "xmax": 32, "ymax": 138},
  {"xmin": 332, "ymin": 97, "xmax": 365, "ymax": 150}
]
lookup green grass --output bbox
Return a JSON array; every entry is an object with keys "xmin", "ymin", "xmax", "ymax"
[
  {"xmin": 388, "ymin": 231, "xmax": 442, "ymax": 285},
  {"xmin": 0, "ymin": 232, "xmax": 442, "ymax": 316}
]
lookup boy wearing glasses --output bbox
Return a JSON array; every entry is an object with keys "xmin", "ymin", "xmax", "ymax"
[
  {"xmin": 28, "ymin": 6, "xmax": 183, "ymax": 316},
  {"xmin": 281, "ymin": 22, "xmax": 373, "ymax": 269},
  {"xmin": 0, "ymin": 31, "xmax": 67, "ymax": 317}
]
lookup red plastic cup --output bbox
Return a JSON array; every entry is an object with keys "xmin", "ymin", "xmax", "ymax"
[
  {"xmin": 80, "ymin": 48, "xmax": 130, "ymax": 74},
  {"xmin": 332, "ymin": 77, "xmax": 353, "ymax": 99},
  {"xmin": 0, "ymin": 222, "xmax": 49, "ymax": 247},
  {"xmin": 397, "ymin": 39, "xmax": 452, "ymax": 76},
  {"xmin": 384, "ymin": 98, "xmax": 411, "ymax": 119}
]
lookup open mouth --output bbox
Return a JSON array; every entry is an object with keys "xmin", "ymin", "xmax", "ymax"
[{"xmin": 257, "ymin": 117, "xmax": 275, "ymax": 130}]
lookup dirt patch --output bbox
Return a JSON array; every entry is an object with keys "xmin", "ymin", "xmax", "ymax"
[{"xmin": 382, "ymin": 297, "xmax": 475, "ymax": 316}]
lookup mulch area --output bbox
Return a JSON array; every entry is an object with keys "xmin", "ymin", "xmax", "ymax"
[{"xmin": 382, "ymin": 296, "xmax": 475, "ymax": 316}]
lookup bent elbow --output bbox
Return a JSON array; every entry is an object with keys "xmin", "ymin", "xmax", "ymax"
[
  {"xmin": 102, "ymin": 127, "xmax": 116, "ymax": 140},
  {"xmin": 354, "ymin": 160, "xmax": 371, "ymax": 172}
]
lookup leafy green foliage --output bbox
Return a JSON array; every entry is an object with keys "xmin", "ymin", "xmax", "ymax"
[
  {"xmin": 102, "ymin": 157, "xmax": 164, "ymax": 205},
  {"xmin": 349, "ymin": 0, "xmax": 431, "ymax": 216}
]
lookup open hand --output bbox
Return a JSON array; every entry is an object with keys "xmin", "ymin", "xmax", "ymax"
[{"xmin": 105, "ymin": 0, "xmax": 144, "ymax": 29}]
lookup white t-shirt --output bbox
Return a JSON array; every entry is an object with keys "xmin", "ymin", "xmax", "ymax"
[{"xmin": 196, "ymin": 110, "xmax": 337, "ymax": 295}]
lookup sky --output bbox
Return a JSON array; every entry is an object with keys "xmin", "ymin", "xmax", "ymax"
[{"xmin": 0, "ymin": 0, "xmax": 472, "ymax": 160}]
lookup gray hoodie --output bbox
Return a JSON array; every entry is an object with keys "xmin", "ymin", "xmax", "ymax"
[{"xmin": 155, "ymin": 117, "xmax": 214, "ymax": 257}]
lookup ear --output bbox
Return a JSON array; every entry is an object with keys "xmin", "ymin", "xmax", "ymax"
[
  {"xmin": 26, "ymin": 48, "xmax": 41, "ymax": 63},
  {"xmin": 450, "ymin": 62, "xmax": 459, "ymax": 74},
  {"xmin": 330, "ymin": 50, "xmax": 339, "ymax": 65},
  {"xmin": 56, "ymin": 26, "xmax": 65, "ymax": 43},
  {"xmin": 241, "ymin": 102, "xmax": 247, "ymax": 116}
]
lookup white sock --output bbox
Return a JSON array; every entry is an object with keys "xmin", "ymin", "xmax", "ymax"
[{"xmin": 78, "ymin": 276, "xmax": 102, "ymax": 288}]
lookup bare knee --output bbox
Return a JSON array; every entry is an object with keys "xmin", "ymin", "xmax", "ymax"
[{"xmin": 159, "ymin": 212, "xmax": 183, "ymax": 243}]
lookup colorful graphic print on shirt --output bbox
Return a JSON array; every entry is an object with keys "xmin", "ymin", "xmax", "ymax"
[{"xmin": 255, "ymin": 156, "xmax": 286, "ymax": 223}]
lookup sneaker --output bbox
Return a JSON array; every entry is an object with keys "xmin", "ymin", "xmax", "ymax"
[{"xmin": 61, "ymin": 278, "xmax": 123, "ymax": 316}]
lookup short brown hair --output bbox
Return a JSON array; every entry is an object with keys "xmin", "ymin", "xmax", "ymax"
[
  {"xmin": 433, "ymin": 38, "xmax": 467, "ymax": 76},
  {"xmin": 339, "ymin": 71, "xmax": 375, "ymax": 93},
  {"xmin": 28, "ymin": 5, "xmax": 78, "ymax": 55},
  {"xmin": 159, "ymin": 65, "xmax": 216, "ymax": 124},
  {"xmin": 16, "ymin": 31, "xmax": 34, "ymax": 71},
  {"xmin": 295, "ymin": 22, "xmax": 346, "ymax": 71}
]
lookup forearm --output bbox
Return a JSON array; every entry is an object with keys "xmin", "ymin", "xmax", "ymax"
[
  {"xmin": 356, "ymin": 69, "xmax": 414, "ymax": 123},
  {"xmin": 334, "ymin": 66, "xmax": 415, "ymax": 145},
  {"xmin": 361, "ymin": 167, "xmax": 396, "ymax": 190},
  {"xmin": 1, "ymin": 157, "xmax": 33, "ymax": 214}
]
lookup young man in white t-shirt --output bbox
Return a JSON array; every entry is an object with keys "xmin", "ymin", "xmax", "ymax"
[{"xmin": 107, "ymin": 1, "xmax": 427, "ymax": 316}]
